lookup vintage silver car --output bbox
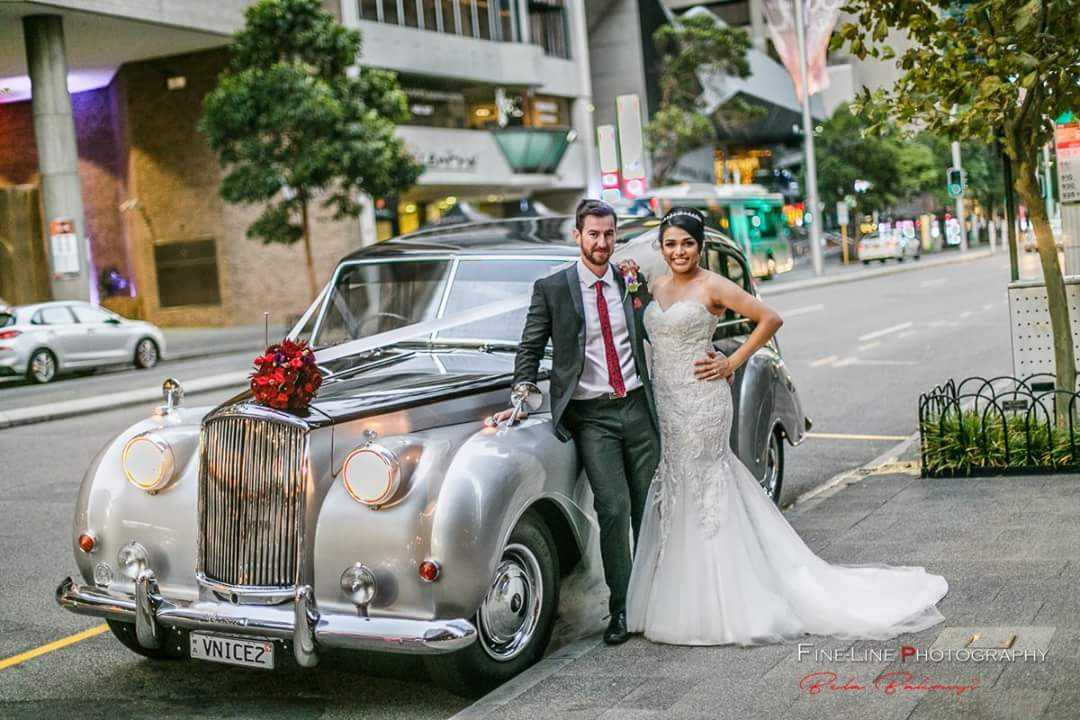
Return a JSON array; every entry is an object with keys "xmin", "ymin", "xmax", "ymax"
[{"xmin": 56, "ymin": 216, "xmax": 809, "ymax": 696}]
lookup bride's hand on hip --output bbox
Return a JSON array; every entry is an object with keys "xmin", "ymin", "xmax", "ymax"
[{"xmin": 693, "ymin": 350, "xmax": 735, "ymax": 384}]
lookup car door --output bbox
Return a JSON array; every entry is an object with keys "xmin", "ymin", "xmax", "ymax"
[
  {"xmin": 69, "ymin": 303, "xmax": 129, "ymax": 362},
  {"xmin": 30, "ymin": 305, "xmax": 85, "ymax": 366}
]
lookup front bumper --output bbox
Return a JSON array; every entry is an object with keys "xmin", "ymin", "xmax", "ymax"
[{"xmin": 57, "ymin": 572, "xmax": 476, "ymax": 665}]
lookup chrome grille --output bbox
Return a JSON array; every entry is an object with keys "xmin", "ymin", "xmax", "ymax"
[{"xmin": 198, "ymin": 416, "xmax": 308, "ymax": 588}]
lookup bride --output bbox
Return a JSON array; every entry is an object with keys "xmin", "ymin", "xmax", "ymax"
[{"xmin": 625, "ymin": 207, "xmax": 948, "ymax": 646}]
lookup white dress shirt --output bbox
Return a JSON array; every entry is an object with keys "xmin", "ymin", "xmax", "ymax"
[{"xmin": 572, "ymin": 259, "xmax": 643, "ymax": 399}]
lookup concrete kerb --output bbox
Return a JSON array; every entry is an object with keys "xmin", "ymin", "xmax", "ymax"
[
  {"xmin": 0, "ymin": 371, "xmax": 249, "ymax": 429},
  {"xmin": 757, "ymin": 248, "xmax": 994, "ymax": 298},
  {"xmin": 448, "ymin": 431, "xmax": 924, "ymax": 720}
]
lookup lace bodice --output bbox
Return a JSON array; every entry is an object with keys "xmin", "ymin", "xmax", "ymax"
[{"xmin": 643, "ymin": 299, "xmax": 732, "ymax": 549}]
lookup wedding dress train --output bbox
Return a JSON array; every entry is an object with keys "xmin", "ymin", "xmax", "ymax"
[{"xmin": 626, "ymin": 298, "xmax": 948, "ymax": 646}]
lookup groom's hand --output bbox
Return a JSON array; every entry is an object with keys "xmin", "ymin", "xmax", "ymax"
[
  {"xmin": 693, "ymin": 350, "xmax": 735, "ymax": 384},
  {"xmin": 487, "ymin": 407, "xmax": 528, "ymax": 426}
]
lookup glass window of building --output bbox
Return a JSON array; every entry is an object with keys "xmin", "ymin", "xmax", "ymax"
[
  {"xmin": 153, "ymin": 238, "xmax": 222, "ymax": 308},
  {"xmin": 403, "ymin": 0, "xmax": 420, "ymax": 27},
  {"xmin": 358, "ymin": 0, "xmax": 380, "ymax": 20},
  {"xmin": 497, "ymin": 0, "xmax": 517, "ymax": 40},
  {"xmin": 527, "ymin": 95, "xmax": 569, "ymax": 127},
  {"xmin": 529, "ymin": 0, "xmax": 569, "ymax": 58},
  {"xmin": 383, "ymin": 0, "xmax": 400, "ymax": 24},
  {"xmin": 421, "ymin": 0, "xmax": 440, "ymax": 30},
  {"xmin": 475, "ymin": 0, "xmax": 493, "ymax": 40},
  {"xmin": 458, "ymin": 0, "xmax": 476, "ymax": 37}
]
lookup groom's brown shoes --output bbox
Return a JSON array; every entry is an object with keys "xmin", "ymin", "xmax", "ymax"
[{"xmin": 604, "ymin": 610, "xmax": 629, "ymax": 645}]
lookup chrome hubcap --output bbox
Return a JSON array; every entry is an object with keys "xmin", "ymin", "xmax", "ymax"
[
  {"xmin": 31, "ymin": 352, "xmax": 55, "ymax": 382},
  {"xmin": 137, "ymin": 340, "xmax": 157, "ymax": 367},
  {"xmin": 761, "ymin": 433, "xmax": 780, "ymax": 498},
  {"xmin": 477, "ymin": 543, "xmax": 542, "ymax": 662}
]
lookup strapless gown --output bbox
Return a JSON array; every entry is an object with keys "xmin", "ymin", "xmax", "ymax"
[{"xmin": 626, "ymin": 298, "xmax": 948, "ymax": 645}]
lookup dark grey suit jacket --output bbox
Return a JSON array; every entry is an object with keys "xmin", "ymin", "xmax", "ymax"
[{"xmin": 513, "ymin": 263, "xmax": 659, "ymax": 442}]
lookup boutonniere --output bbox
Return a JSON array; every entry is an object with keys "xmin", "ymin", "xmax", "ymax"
[{"xmin": 617, "ymin": 259, "xmax": 644, "ymax": 309}]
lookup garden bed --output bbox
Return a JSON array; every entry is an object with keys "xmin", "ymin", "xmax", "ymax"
[{"xmin": 919, "ymin": 375, "xmax": 1080, "ymax": 477}]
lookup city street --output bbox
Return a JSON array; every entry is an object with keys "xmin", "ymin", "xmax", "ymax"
[{"xmin": 0, "ymin": 251, "xmax": 1017, "ymax": 718}]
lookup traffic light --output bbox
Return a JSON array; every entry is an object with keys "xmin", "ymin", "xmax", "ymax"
[{"xmin": 947, "ymin": 167, "xmax": 966, "ymax": 198}]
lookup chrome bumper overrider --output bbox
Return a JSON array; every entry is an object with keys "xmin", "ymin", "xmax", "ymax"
[{"xmin": 56, "ymin": 572, "xmax": 476, "ymax": 664}]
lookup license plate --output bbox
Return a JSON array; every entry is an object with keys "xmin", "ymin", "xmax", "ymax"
[{"xmin": 189, "ymin": 632, "xmax": 275, "ymax": 669}]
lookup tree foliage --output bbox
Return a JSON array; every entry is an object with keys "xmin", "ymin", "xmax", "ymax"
[
  {"xmin": 835, "ymin": 0, "xmax": 1080, "ymax": 401},
  {"xmin": 814, "ymin": 104, "xmax": 1005, "ymax": 218},
  {"xmin": 645, "ymin": 13, "xmax": 760, "ymax": 184},
  {"xmin": 199, "ymin": 0, "xmax": 422, "ymax": 298}
]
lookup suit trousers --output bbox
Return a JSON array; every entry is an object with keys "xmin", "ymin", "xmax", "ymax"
[{"xmin": 563, "ymin": 386, "xmax": 661, "ymax": 615}]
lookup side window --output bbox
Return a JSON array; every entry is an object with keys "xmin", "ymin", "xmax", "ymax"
[
  {"xmin": 70, "ymin": 305, "xmax": 114, "ymax": 324},
  {"xmin": 704, "ymin": 244, "xmax": 754, "ymax": 337},
  {"xmin": 32, "ymin": 306, "xmax": 75, "ymax": 325}
]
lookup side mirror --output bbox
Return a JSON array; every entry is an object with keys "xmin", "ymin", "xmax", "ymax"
[{"xmin": 502, "ymin": 381, "xmax": 542, "ymax": 428}]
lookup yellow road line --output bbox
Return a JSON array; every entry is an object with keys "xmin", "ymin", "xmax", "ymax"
[
  {"xmin": 0, "ymin": 624, "xmax": 108, "ymax": 671},
  {"xmin": 807, "ymin": 432, "xmax": 910, "ymax": 441}
]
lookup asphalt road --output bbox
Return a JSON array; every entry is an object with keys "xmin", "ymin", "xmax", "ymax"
[{"xmin": 0, "ymin": 249, "xmax": 1022, "ymax": 718}]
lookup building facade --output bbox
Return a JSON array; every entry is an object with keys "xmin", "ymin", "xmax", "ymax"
[{"xmin": 0, "ymin": 0, "xmax": 597, "ymax": 326}]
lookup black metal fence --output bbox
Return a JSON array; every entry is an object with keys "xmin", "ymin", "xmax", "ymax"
[{"xmin": 918, "ymin": 375, "xmax": 1080, "ymax": 477}]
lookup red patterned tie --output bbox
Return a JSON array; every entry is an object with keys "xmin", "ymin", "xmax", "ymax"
[{"xmin": 594, "ymin": 280, "xmax": 626, "ymax": 397}]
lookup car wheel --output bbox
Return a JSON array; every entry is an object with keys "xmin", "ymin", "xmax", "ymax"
[
  {"xmin": 879, "ymin": 258, "xmax": 887, "ymax": 264},
  {"xmin": 760, "ymin": 428, "xmax": 784, "ymax": 505},
  {"xmin": 134, "ymin": 338, "xmax": 159, "ymax": 369},
  {"xmin": 106, "ymin": 619, "xmax": 187, "ymax": 660},
  {"xmin": 861, "ymin": 260, "xmax": 870, "ymax": 265},
  {"xmin": 914, "ymin": 254, "xmax": 921, "ymax": 261},
  {"xmin": 425, "ymin": 510, "xmax": 559, "ymax": 698},
  {"xmin": 27, "ymin": 348, "xmax": 57, "ymax": 384}
]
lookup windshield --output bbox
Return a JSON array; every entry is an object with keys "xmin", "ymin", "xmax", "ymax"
[
  {"xmin": 436, "ymin": 258, "xmax": 570, "ymax": 342},
  {"xmin": 311, "ymin": 257, "xmax": 571, "ymax": 349},
  {"xmin": 313, "ymin": 259, "xmax": 453, "ymax": 347}
]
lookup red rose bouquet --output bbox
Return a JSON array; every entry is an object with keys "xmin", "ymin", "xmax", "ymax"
[{"xmin": 250, "ymin": 339, "xmax": 322, "ymax": 411}]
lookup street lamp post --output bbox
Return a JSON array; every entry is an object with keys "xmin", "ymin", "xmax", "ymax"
[{"xmin": 793, "ymin": 0, "xmax": 824, "ymax": 277}]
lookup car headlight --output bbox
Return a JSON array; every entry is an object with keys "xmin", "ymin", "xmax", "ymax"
[
  {"xmin": 342, "ymin": 444, "xmax": 402, "ymax": 507},
  {"xmin": 122, "ymin": 432, "xmax": 175, "ymax": 492}
]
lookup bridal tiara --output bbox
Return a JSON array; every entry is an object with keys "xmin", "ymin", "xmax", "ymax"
[{"xmin": 661, "ymin": 208, "xmax": 705, "ymax": 225}]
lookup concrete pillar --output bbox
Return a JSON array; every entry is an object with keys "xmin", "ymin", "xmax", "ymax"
[
  {"xmin": 569, "ymin": 0, "xmax": 599, "ymax": 197},
  {"xmin": 749, "ymin": 0, "xmax": 768, "ymax": 52},
  {"xmin": 23, "ymin": 14, "xmax": 90, "ymax": 302}
]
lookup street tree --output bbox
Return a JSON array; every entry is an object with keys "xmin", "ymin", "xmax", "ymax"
[
  {"xmin": 200, "ymin": 0, "xmax": 422, "ymax": 300},
  {"xmin": 646, "ymin": 13, "xmax": 759, "ymax": 184},
  {"xmin": 835, "ymin": 0, "xmax": 1080, "ymax": 403},
  {"xmin": 813, "ymin": 103, "xmax": 938, "ymax": 222}
]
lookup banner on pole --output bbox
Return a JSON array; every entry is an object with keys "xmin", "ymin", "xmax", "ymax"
[
  {"xmin": 1055, "ymin": 122, "xmax": 1080, "ymax": 205},
  {"xmin": 762, "ymin": 0, "xmax": 845, "ymax": 101}
]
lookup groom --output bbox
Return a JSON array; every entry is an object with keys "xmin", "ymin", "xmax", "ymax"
[{"xmin": 492, "ymin": 199, "xmax": 661, "ymax": 645}]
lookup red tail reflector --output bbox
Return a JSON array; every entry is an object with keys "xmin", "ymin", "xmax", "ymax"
[
  {"xmin": 0, "ymin": 330, "xmax": 19, "ymax": 340},
  {"xmin": 78, "ymin": 534, "xmax": 96, "ymax": 553},
  {"xmin": 419, "ymin": 560, "xmax": 440, "ymax": 582}
]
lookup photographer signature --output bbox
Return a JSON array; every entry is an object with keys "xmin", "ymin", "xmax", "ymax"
[{"xmin": 799, "ymin": 671, "xmax": 980, "ymax": 697}]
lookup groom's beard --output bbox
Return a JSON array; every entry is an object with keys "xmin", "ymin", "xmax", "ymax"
[{"xmin": 585, "ymin": 248, "xmax": 611, "ymax": 267}]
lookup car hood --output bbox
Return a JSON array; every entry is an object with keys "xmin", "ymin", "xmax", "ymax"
[{"xmin": 212, "ymin": 348, "xmax": 533, "ymax": 428}]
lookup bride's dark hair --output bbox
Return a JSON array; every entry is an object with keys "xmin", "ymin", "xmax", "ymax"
[{"xmin": 658, "ymin": 206, "xmax": 706, "ymax": 249}]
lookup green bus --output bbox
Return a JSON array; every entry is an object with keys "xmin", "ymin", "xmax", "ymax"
[{"xmin": 640, "ymin": 183, "xmax": 794, "ymax": 279}]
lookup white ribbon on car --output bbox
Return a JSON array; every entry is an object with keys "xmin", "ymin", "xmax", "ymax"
[{"xmin": 308, "ymin": 234, "xmax": 661, "ymax": 368}]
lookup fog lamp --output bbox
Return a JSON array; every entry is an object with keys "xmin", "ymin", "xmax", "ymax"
[
  {"xmin": 118, "ymin": 541, "xmax": 150, "ymax": 580},
  {"xmin": 340, "ymin": 563, "xmax": 377, "ymax": 606}
]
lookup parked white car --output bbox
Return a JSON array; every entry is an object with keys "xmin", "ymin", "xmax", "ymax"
[
  {"xmin": 0, "ymin": 301, "xmax": 165, "ymax": 383},
  {"xmin": 858, "ymin": 230, "xmax": 920, "ymax": 264}
]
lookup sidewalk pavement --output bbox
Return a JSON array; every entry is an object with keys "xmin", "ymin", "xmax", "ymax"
[{"xmin": 454, "ymin": 441, "xmax": 1080, "ymax": 720}]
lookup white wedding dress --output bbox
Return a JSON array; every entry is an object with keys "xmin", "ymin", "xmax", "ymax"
[{"xmin": 626, "ymin": 298, "xmax": 948, "ymax": 646}]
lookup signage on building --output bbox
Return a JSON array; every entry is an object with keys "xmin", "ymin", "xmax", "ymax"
[
  {"xmin": 1055, "ymin": 122, "xmax": 1080, "ymax": 205},
  {"xmin": 48, "ymin": 218, "xmax": 80, "ymax": 276},
  {"xmin": 415, "ymin": 150, "xmax": 479, "ymax": 172}
]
